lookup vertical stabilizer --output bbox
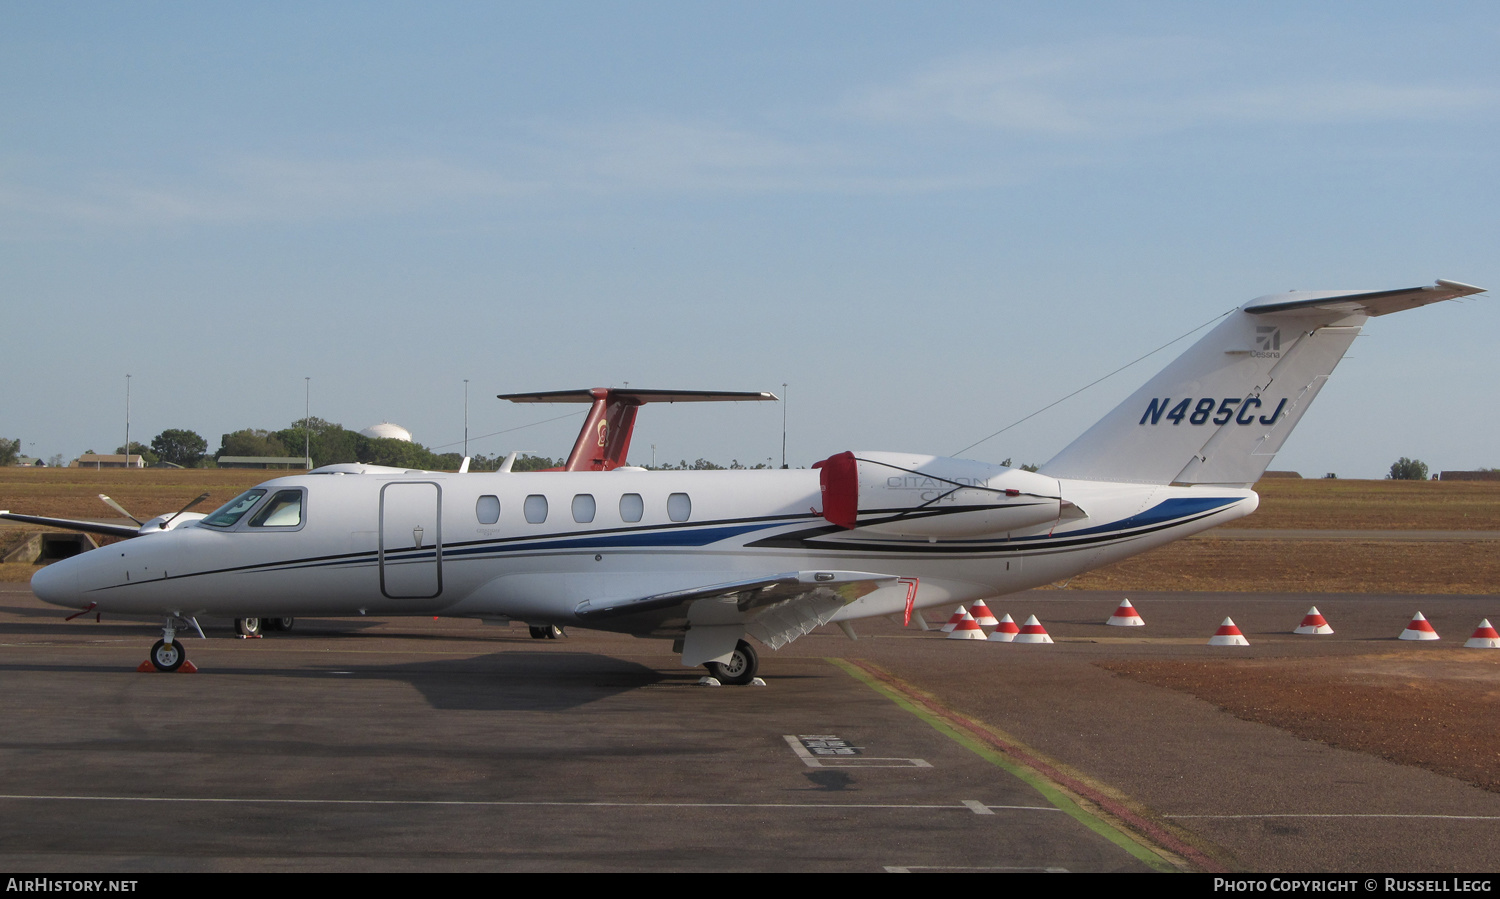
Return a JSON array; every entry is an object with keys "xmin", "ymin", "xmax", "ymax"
[{"xmin": 1039, "ymin": 280, "xmax": 1483, "ymax": 487}]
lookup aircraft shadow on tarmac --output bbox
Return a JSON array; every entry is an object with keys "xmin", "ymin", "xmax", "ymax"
[{"xmin": 337, "ymin": 651, "xmax": 674, "ymax": 712}]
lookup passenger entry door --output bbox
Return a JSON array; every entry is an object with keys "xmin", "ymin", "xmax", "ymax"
[{"xmin": 380, "ymin": 482, "xmax": 442, "ymax": 599}]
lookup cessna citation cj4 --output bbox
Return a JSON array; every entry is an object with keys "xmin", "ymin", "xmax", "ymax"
[{"xmin": 16, "ymin": 279, "xmax": 1485, "ymax": 682}]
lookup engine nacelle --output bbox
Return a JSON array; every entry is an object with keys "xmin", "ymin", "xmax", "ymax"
[
  {"xmin": 815, "ymin": 451, "xmax": 1062, "ymax": 538},
  {"xmin": 138, "ymin": 512, "xmax": 208, "ymax": 534}
]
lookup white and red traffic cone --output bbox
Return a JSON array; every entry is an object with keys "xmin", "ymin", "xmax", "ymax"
[
  {"xmin": 1012, "ymin": 615, "xmax": 1054, "ymax": 644},
  {"xmin": 1464, "ymin": 620, "xmax": 1500, "ymax": 649},
  {"xmin": 1294, "ymin": 606, "xmax": 1334, "ymax": 635},
  {"xmin": 969, "ymin": 599, "xmax": 999, "ymax": 627},
  {"xmin": 1106, "ymin": 598, "xmax": 1144, "ymax": 627},
  {"xmin": 947, "ymin": 612, "xmax": 987, "ymax": 640},
  {"xmin": 941, "ymin": 606, "xmax": 968, "ymax": 633},
  {"xmin": 987, "ymin": 614, "xmax": 1020, "ymax": 642},
  {"xmin": 1208, "ymin": 618, "xmax": 1249, "ymax": 646},
  {"xmin": 1400, "ymin": 612, "xmax": 1440, "ymax": 641}
]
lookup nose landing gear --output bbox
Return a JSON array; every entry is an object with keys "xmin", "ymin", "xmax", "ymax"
[{"xmin": 142, "ymin": 619, "xmax": 198, "ymax": 673}]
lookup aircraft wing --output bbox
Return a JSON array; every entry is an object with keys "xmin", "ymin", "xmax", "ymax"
[
  {"xmin": 0, "ymin": 511, "xmax": 141, "ymax": 540},
  {"xmin": 574, "ymin": 570, "xmax": 900, "ymax": 650}
]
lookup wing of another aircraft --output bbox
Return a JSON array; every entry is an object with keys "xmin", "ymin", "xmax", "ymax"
[
  {"xmin": 0, "ymin": 511, "xmax": 142, "ymax": 540},
  {"xmin": 1, "ymin": 491, "xmax": 212, "ymax": 540}
]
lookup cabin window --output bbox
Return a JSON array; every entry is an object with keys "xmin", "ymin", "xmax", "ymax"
[
  {"xmin": 572, "ymin": 494, "xmax": 596, "ymax": 523},
  {"xmin": 202, "ymin": 489, "xmax": 267, "ymax": 528},
  {"xmin": 667, "ymin": 492, "xmax": 691, "ymax": 522},
  {"xmin": 619, "ymin": 493, "xmax": 644, "ymax": 523},
  {"xmin": 249, "ymin": 490, "xmax": 303, "ymax": 528},
  {"xmin": 524, "ymin": 494, "xmax": 548, "ymax": 524},
  {"xmin": 476, "ymin": 495, "xmax": 500, "ymax": 525}
]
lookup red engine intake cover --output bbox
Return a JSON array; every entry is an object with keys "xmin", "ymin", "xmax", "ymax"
[{"xmin": 814, "ymin": 451, "xmax": 859, "ymax": 529}]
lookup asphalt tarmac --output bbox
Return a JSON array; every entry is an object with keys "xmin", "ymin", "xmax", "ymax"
[{"xmin": 1, "ymin": 584, "xmax": 1496, "ymax": 873}]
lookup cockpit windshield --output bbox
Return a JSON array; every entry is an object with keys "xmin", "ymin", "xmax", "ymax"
[{"xmin": 201, "ymin": 489, "xmax": 267, "ymax": 528}]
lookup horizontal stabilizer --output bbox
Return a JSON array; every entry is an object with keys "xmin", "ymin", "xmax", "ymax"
[
  {"xmin": 1243, "ymin": 280, "xmax": 1484, "ymax": 317},
  {"xmin": 499, "ymin": 388, "xmax": 778, "ymax": 404},
  {"xmin": 499, "ymin": 386, "xmax": 778, "ymax": 472}
]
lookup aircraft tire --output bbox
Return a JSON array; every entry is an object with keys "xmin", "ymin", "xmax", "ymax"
[
  {"xmin": 529, "ymin": 626, "xmax": 550, "ymax": 640},
  {"xmin": 266, "ymin": 618, "xmax": 295, "ymax": 632},
  {"xmin": 705, "ymin": 640, "xmax": 758, "ymax": 686},
  {"xmin": 235, "ymin": 618, "xmax": 263, "ymax": 637},
  {"xmin": 150, "ymin": 639, "xmax": 185, "ymax": 673}
]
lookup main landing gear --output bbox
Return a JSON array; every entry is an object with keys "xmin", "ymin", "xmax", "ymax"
[
  {"xmin": 528, "ymin": 625, "xmax": 564, "ymax": 639},
  {"xmin": 235, "ymin": 617, "xmax": 295, "ymax": 637},
  {"xmin": 704, "ymin": 639, "xmax": 759, "ymax": 686}
]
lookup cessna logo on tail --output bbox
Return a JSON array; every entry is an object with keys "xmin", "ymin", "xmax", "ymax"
[
  {"xmin": 1139, "ymin": 397, "xmax": 1287, "ymax": 426},
  {"xmin": 1253, "ymin": 326, "xmax": 1281, "ymax": 358}
]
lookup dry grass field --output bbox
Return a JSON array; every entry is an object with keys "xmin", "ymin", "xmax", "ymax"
[
  {"xmin": 1235, "ymin": 477, "xmax": 1500, "ymax": 530},
  {"xmin": 3, "ymin": 469, "xmax": 1498, "ymax": 592}
]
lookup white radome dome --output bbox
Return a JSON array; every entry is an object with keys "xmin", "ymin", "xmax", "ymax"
[{"xmin": 359, "ymin": 422, "xmax": 413, "ymax": 442}]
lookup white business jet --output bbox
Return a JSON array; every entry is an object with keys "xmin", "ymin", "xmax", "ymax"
[{"xmin": 18, "ymin": 279, "xmax": 1484, "ymax": 681}]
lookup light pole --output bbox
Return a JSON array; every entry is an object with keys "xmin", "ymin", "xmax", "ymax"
[
  {"xmin": 124, "ymin": 373, "xmax": 131, "ymax": 467},
  {"xmin": 780, "ymin": 382, "xmax": 788, "ymax": 468},
  {"xmin": 463, "ymin": 379, "xmax": 470, "ymax": 457}
]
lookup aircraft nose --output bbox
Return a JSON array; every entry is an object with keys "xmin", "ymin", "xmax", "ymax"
[{"xmin": 30, "ymin": 557, "xmax": 82, "ymax": 609}]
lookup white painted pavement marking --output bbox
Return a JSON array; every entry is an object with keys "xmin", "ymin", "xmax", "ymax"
[
  {"xmin": 0, "ymin": 794, "xmax": 1060, "ymax": 814},
  {"xmin": 782, "ymin": 734, "xmax": 933, "ymax": 768}
]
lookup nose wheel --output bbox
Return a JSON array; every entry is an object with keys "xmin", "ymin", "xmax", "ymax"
[
  {"xmin": 150, "ymin": 639, "xmax": 186, "ymax": 672},
  {"xmin": 143, "ymin": 619, "xmax": 195, "ymax": 673}
]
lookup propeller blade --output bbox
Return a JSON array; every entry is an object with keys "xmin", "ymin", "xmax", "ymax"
[
  {"xmin": 97, "ymin": 494, "xmax": 144, "ymax": 525},
  {"xmin": 162, "ymin": 492, "xmax": 212, "ymax": 526}
]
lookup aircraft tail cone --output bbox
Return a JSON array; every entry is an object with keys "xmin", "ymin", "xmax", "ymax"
[
  {"xmin": 969, "ymin": 599, "xmax": 999, "ymax": 627},
  {"xmin": 1012, "ymin": 615, "xmax": 1054, "ymax": 644},
  {"xmin": 1208, "ymin": 618, "xmax": 1249, "ymax": 646},
  {"xmin": 1464, "ymin": 620, "xmax": 1500, "ymax": 649},
  {"xmin": 987, "ymin": 614, "xmax": 1019, "ymax": 642},
  {"xmin": 947, "ymin": 613, "xmax": 987, "ymax": 640},
  {"xmin": 1400, "ymin": 612, "xmax": 1440, "ymax": 641},
  {"xmin": 1294, "ymin": 606, "xmax": 1334, "ymax": 635},
  {"xmin": 1106, "ymin": 598, "xmax": 1144, "ymax": 627},
  {"xmin": 940, "ymin": 605, "xmax": 969, "ymax": 633}
]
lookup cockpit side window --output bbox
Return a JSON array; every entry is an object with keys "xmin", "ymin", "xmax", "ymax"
[
  {"xmin": 202, "ymin": 489, "xmax": 267, "ymax": 528},
  {"xmin": 249, "ymin": 490, "xmax": 304, "ymax": 528}
]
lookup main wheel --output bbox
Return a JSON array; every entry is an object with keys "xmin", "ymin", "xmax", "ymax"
[
  {"xmin": 235, "ymin": 618, "xmax": 263, "ymax": 637},
  {"xmin": 150, "ymin": 639, "xmax": 185, "ymax": 673},
  {"xmin": 266, "ymin": 618, "xmax": 295, "ymax": 632},
  {"xmin": 705, "ymin": 640, "xmax": 759, "ymax": 686},
  {"xmin": 529, "ymin": 625, "xmax": 550, "ymax": 640}
]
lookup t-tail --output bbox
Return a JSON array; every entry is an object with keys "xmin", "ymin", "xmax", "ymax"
[{"xmin": 1040, "ymin": 280, "xmax": 1485, "ymax": 487}]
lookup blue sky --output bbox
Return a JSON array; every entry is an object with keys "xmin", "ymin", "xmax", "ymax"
[{"xmin": 4, "ymin": 2, "xmax": 1496, "ymax": 476}]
